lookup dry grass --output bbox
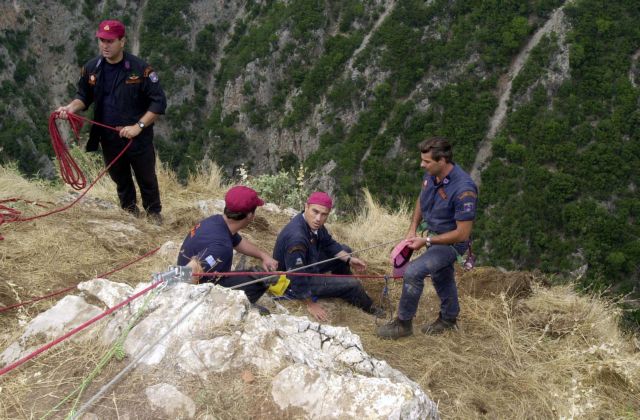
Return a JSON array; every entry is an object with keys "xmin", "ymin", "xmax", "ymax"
[{"xmin": 1, "ymin": 162, "xmax": 639, "ymax": 419}]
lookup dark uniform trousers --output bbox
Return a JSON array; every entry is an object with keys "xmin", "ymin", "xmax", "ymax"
[{"xmin": 100, "ymin": 128, "xmax": 161, "ymax": 215}]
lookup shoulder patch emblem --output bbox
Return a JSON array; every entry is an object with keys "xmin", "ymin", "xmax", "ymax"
[
  {"xmin": 126, "ymin": 74, "xmax": 141, "ymax": 84},
  {"xmin": 88, "ymin": 74, "xmax": 96, "ymax": 86},
  {"xmin": 458, "ymin": 191, "xmax": 477, "ymax": 200},
  {"xmin": 287, "ymin": 244, "xmax": 307, "ymax": 254},
  {"xmin": 189, "ymin": 223, "xmax": 201, "ymax": 238},
  {"xmin": 149, "ymin": 72, "xmax": 159, "ymax": 83}
]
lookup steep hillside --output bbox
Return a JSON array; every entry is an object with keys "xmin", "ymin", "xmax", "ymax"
[
  {"xmin": 0, "ymin": 163, "xmax": 639, "ymax": 418},
  {"xmin": 0, "ymin": 0, "xmax": 638, "ymax": 325}
]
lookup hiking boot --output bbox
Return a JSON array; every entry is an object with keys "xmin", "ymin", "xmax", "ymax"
[
  {"xmin": 376, "ymin": 318, "xmax": 413, "ymax": 339},
  {"xmin": 421, "ymin": 316, "xmax": 457, "ymax": 335},
  {"xmin": 366, "ymin": 305, "xmax": 386, "ymax": 318},
  {"xmin": 147, "ymin": 212, "xmax": 163, "ymax": 226},
  {"xmin": 125, "ymin": 205, "xmax": 142, "ymax": 217}
]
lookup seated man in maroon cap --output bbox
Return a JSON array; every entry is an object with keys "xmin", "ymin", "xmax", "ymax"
[
  {"xmin": 273, "ymin": 192, "xmax": 382, "ymax": 321},
  {"xmin": 55, "ymin": 19, "xmax": 167, "ymax": 224},
  {"xmin": 177, "ymin": 186, "xmax": 278, "ymax": 306}
]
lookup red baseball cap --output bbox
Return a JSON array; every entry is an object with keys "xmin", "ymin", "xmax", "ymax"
[
  {"xmin": 225, "ymin": 186, "xmax": 265, "ymax": 213},
  {"xmin": 96, "ymin": 20, "xmax": 125, "ymax": 39},
  {"xmin": 306, "ymin": 191, "xmax": 333, "ymax": 210}
]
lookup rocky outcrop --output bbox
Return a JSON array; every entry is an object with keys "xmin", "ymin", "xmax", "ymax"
[{"xmin": 2, "ymin": 277, "xmax": 439, "ymax": 419}]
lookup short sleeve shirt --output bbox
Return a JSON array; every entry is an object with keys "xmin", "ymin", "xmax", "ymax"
[
  {"xmin": 177, "ymin": 214, "xmax": 242, "ymax": 273},
  {"xmin": 419, "ymin": 164, "xmax": 478, "ymax": 235}
]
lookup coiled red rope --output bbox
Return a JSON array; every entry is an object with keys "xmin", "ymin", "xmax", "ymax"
[
  {"xmin": 0, "ymin": 113, "xmax": 132, "ymax": 240},
  {"xmin": 49, "ymin": 112, "xmax": 87, "ymax": 190}
]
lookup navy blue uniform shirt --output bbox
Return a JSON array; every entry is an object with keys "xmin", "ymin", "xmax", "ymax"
[
  {"xmin": 75, "ymin": 52, "xmax": 167, "ymax": 151},
  {"xmin": 420, "ymin": 164, "xmax": 478, "ymax": 252},
  {"xmin": 273, "ymin": 213, "xmax": 343, "ymax": 289},
  {"xmin": 177, "ymin": 215, "xmax": 242, "ymax": 274}
]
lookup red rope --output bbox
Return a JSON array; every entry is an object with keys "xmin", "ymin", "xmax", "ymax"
[
  {"xmin": 196, "ymin": 271, "xmax": 402, "ymax": 279},
  {"xmin": 0, "ymin": 246, "xmax": 161, "ymax": 314},
  {"xmin": 0, "ymin": 112, "xmax": 132, "ymax": 240},
  {"xmin": 49, "ymin": 112, "xmax": 87, "ymax": 190},
  {"xmin": 0, "ymin": 280, "xmax": 162, "ymax": 377}
]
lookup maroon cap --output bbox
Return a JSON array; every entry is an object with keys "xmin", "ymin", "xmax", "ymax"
[
  {"xmin": 306, "ymin": 192, "xmax": 333, "ymax": 210},
  {"xmin": 225, "ymin": 186, "xmax": 264, "ymax": 213},
  {"xmin": 96, "ymin": 20, "xmax": 125, "ymax": 39}
]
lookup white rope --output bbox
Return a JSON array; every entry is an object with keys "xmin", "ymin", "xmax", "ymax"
[{"xmin": 231, "ymin": 236, "xmax": 404, "ymax": 288}]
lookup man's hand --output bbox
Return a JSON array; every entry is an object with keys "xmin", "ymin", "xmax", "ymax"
[
  {"xmin": 349, "ymin": 256, "xmax": 367, "ymax": 272},
  {"xmin": 186, "ymin": 259, "xmax": 203, "ymax": 285},
  {"xmin": 55, "ymin": 99, "xmax": 85, "ymax": 119},
  {"xmin": 55, "ymin": 105, "xmax": 72, "ymax": 119},
  {"xmin": 261, "ymin": 255, "xmax": 278, "ymax": 271},
  {"xmin": 307, "ymin": 300, "xmax": 329, "ymax": 322},
  {"xmin": 406, "ymin": 237, "xmax": 428, "ymax": 250},
  {"xmin": 119, "ymin": 124, "xmax": 143, "ymax": 139}
]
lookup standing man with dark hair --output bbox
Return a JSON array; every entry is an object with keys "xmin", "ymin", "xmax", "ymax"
[
  {"xmin": 177, "ymin": 186, "xmax": 278, "ymax": 305},
  {"xmin": 377, "ymin": 137, "xmax": 478, "ymax": 339},
  {"xmin": 55, "ymin": 19, "xmax": 167, "ymax": 223},
  {"xmin": 274, "ymin": 192, "xmax": 382, "ymax": 322}
]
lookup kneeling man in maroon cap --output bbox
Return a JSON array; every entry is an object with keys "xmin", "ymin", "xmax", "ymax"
[
  {"xmin": 177, "ymin": 186, "xmax": 278, "ymax": 308},
  {"xmin": 273, "ymin": 192, "xmax": 383, "ymax": 321}
]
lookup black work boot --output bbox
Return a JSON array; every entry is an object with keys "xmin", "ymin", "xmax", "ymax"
[
  {"xmin": 146, "ymin": 212, "xmax": 163, "ymax": 226},
  {"xmin": 376, "ymin": 318, "xmax": 413, "ymax": 339},
  {"xmin": 421, "ymin": 316, "xmax": 457, "ymax": 335}
]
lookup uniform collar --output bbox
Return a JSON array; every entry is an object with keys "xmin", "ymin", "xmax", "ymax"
[{"xmin": 432, "ymin": 163, "xmax": 459, "ymax": 186}]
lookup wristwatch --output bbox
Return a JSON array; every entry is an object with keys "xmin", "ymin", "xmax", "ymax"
[
  {"xmin": 137, "ymin": 121, "xmax": 145, "ymax": 129},
  {"xmin": 426, "ymin": 237, "xmax": 432, "ymax": 247}
]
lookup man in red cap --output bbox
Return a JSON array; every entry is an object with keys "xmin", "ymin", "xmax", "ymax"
[
  {"xmin": 55, "ymin": 19, "xmax": 167, "ymax": 224},
  {"xmin": 177, "ymin": 186, "xmax": 278, "ymax": 308},
  {"xmin": 273, "ymin": 192, "xmax": 382, "ymax": 321}
]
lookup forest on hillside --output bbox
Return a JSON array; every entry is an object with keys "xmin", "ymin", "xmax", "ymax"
[{"xmin": 0, "ymin": 0, "xmax": 638, "ymax": 328}]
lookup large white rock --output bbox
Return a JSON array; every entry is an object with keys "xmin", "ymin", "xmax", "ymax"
[
  {"xmin": 0, "ymin": 295, "xmax": 102, "ymax": 366},
  {"xmin": 78, "ymin": 278, "xmax": 134, "ymax": 309},
  {"xmin": 145, "ymin": 383, "xmax": 196, "ymax": 418},
  {"xmin": 272, "ymin": 364, "xmax": 438, "ymax": 419},
  {"xmin": 12, "ymin": 278, "xmax": 439, "ymax": 418},
  {"xmin": 123, "ymin": 283, "xmax": 249, "ymax": 365}
]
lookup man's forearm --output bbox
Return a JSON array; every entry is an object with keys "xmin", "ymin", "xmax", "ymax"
[
  {"xmin": 407, "ymin": 198, "xmax": 422, "ymax": 234},
  {"xmin": 235, "ymin": 239, "xmax": 268, "ymax": 260},
  {"xmin": 138, "ymin": 111, "xmax": 158, "ymax": 127},
  {"xmin": 64, "ymin": 99, "xmax": 87, "ymax": 113}
]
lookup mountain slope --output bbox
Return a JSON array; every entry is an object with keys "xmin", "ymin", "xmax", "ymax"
[{"xmin": 0, "ymin": 0, "xmax": 638, "ymax": 325}]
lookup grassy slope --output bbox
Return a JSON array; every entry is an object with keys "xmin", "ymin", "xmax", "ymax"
[{"xmin": 0, "ymin": 160, "xmax": 638, "ymax": 418}]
